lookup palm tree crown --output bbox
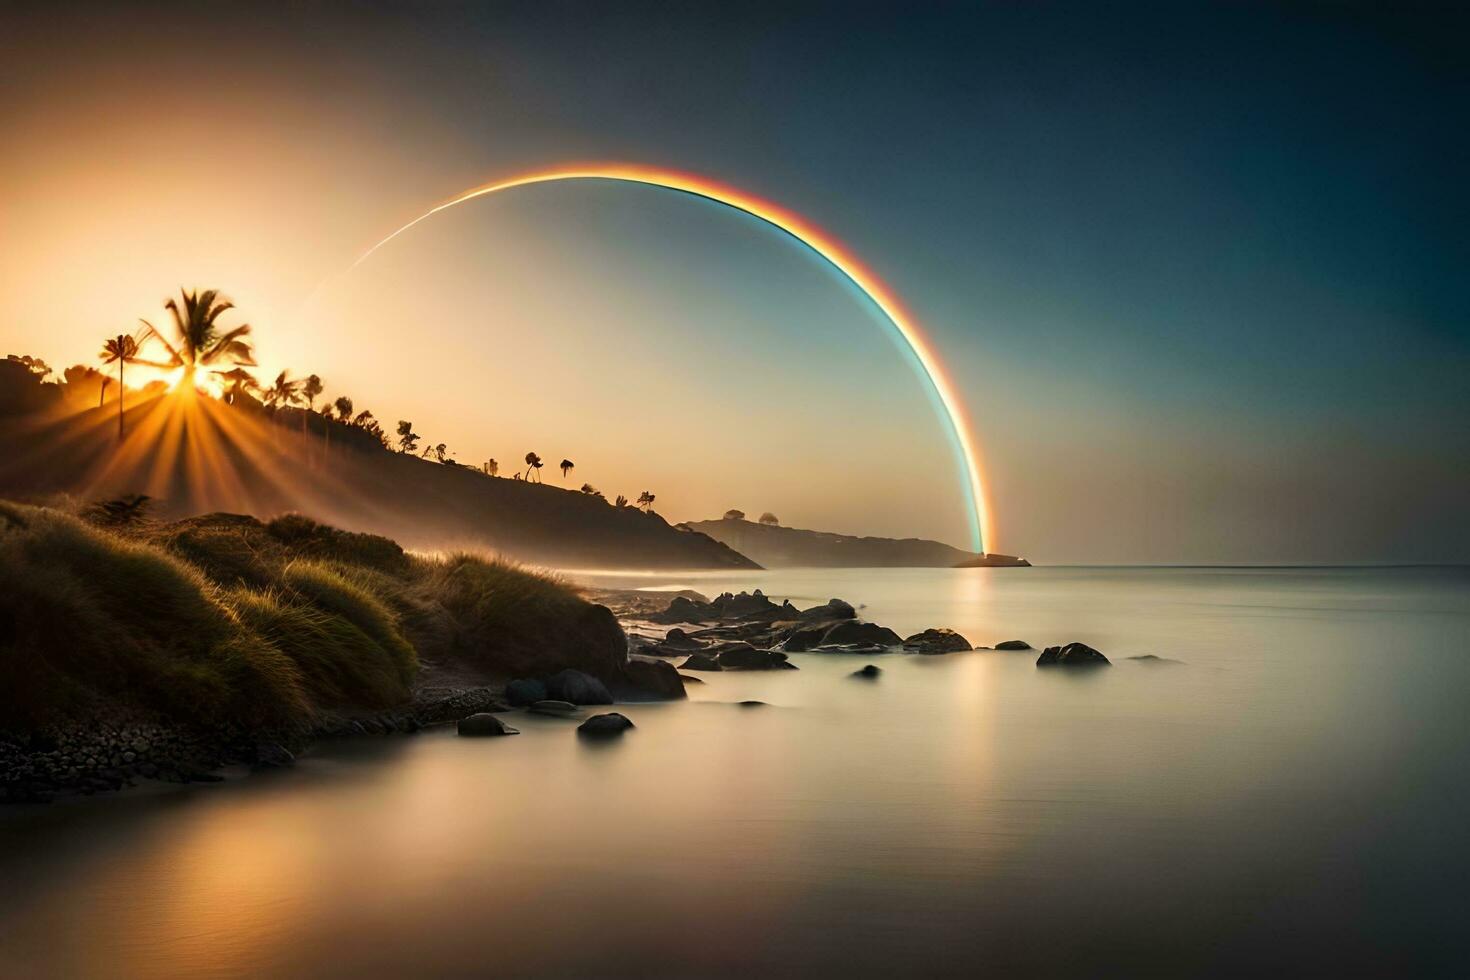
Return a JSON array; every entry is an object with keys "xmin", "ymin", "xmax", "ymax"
[{"xmin": 139, "ymin": 288, "xmax": 255, "ymax": 387}]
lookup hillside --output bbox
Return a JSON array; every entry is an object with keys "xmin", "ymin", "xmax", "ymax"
[
  {"xmin": 0, "ymin": 365, "xmax": 757, "ymax": 570},
  {"xmin": 685, "ymin": 517, "xmax": 1030, "ymax": 568}
]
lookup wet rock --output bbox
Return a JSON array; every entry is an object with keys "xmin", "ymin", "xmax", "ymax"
[
  {"xmin": 737, "ymin": 700, "xmax": 767, "ymax": 708},
  {"xmin": 819, "ymin": 620, "xmax": 902, "ymax": 648},
  {"xmin": 852, "ymin": 664, "xmax": 882, "ymax": 678},
  {"xmin": 677, "ymin": 674, "xmax": 705, "ymax": 684},
  {"xmin": 680, "ymin": 653, "xmax": 723, "ymax": 671},
  {"xmin": 505, "ymin": 678, "xmax": 549, "ymax": 707},
  {"xmin": 457, "ymin": 713, "xmax": 520, "ymax": 736},
  {"xmin": 1037, "ymin": 642, "xmax": 1110, "ymax": 667},
  {"xmin": 544, "ymin": 669, "xmax": 614, "ymax": 706},
  {"xmin": 1126, "ymin": 654, "xmax": 1183, "ymax": 665},
  {"xmin": 577, "ymin": 712, "xmax": 635, "ymax": 736},
  {"xmin": 800, "ymin": 598, "xmax": 856, "ymax": 621},
  {"xmin": 528, "ymin": 700, "xmax": 581, "ymax": 717},
  {"xmin": 994, "ymin": 639, "xmax": 1032, "ymax": 651},
  {"xmin": 660, "ymin": 628, "xmax": 707, "ymax": 650},
  {"xmin": 903, "ymin": 628, "xmax": 972, "ymax": 654},
  {"xmin": 781, "ymin": 622, "xmax": 835, "ymax": 652},
  {"xmin": 714, "ymin": 643, "xmax": 788, "ymax": 670},
  {"xmin": 621, "ymin": 656, "xmax": 687, "ymax": 699}
]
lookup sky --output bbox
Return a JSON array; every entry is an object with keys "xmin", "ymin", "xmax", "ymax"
[{"xmin": 2, "ymin": 1, "xmax": 1466, "ymax": 563}]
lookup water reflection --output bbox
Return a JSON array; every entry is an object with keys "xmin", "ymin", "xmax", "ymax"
[{"xmin": 2, "ymin": 567, "xmax": 1467, "ymax": 978}]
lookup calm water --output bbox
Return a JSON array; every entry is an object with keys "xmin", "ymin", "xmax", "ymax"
[{"xmin": 2, "ymin": 566, "xmax": 1468, "ymax": 978}]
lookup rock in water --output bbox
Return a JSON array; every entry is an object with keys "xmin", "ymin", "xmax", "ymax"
[
  {"xmin": 994, "ymin": 639, "xmax": 1032, "ymax": 651},
  {"xmin": 457, "ymin": 713, "xmax": 520, "ymax": 736},
  {"xmin": 545, "ymin": 669, "xmax": 614, "ymax": 705},
  {"xmin": 660, "ymin": 628, "xmax": 706, "ymax": 650},
  {"xmin": 1036, "ymin": 642, "xmax": 1110, "ymax": 667},
  {"xmin": 852, "ymin": 664, "xmax": 882, "ymax": 678},
  {"xmin": 505, "ymin": 678, "xmax": 549, "ymax": 706},
  {"xmin": 622, "ymin": 656, "xmax": 688, "ymax": 699},
  {"xmin": 716, "ymin": 645, "xmax": 792, "ymax": 670},
  {"xmin": 681, "ymin": 652, "xmax": 723, "ymax": 671},
  {"xmin": 800, "ymin": 598, "xmax": 856, "ymax": 621},
  {"xmin": 903, "ymin": 628, "xmax": 972, "ymax": 654},
  {"xmin": 577, "ymin": 712, "xmax": 634, "ymax": 736},
  {"xmin": 818, "ymin": 621, "xmax": 903, "ymax": 648},
  {"xmin": 528, "ymin": 700, "xmax": 581, "ymax": 717}
]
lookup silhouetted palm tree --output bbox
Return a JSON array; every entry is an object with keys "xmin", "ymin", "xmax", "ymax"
[
  {"xmin": 524, "ymin": 452, "xmax": 543, "ymax": 482},
  {"xmin": 560, "ymin": 458, "xmax": 574, "ymax": 479},
  {"xmin": 614, "ymin": 494, "xmax": 629, "ymax": 508},
  {"xmin": 138, "ymin": 288, "xmax": 254, "ymax": 389},
  {"xmin": 483, "ymin": 458, "xmax": 499, "ymax": 477},
  {"xmin": 263, "ymin": 371, "xmax": 304, "ymax": 414},
  {"xmin": 334, "ymin": 396, "xmax": 353, "ymax": 422},
  {"xmin": 98, "ymin": 330, "xmax": 148, "ymax": 440},
  {"xmin": 637, "ymin": 490, "xmax": 656, "ymax": 512},
  {"xmin": 430, "ymin": 443, "xmax": 451, "ymax": 464},
  {"xmin": 302, "ymin": 374, "xmax": 323, "ymax": 413}
]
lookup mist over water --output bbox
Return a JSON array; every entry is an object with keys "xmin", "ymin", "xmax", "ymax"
[{"xmin": 2, "ymin": 566, "xmax": 1467, "ymax": 978}]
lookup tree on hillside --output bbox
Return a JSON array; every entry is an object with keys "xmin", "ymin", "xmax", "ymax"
[
  {"xmin": 430, "ymin": 443, "xmax": 451, "ymax": 464},
  {"xmin": 723, "ymin": 509, "xmax": 745, "ymax": 521},
  {"xmin": 637, "ymin": 490, "xmax": 656, "ymax": 512},
  {"xmin": 264, "ymin": 371, "xmax": 303, "ymax": 413},
  {"xmin": 759, "ymin": 512, "xmax": 780, "ymax": 526},
  {"xmin": 138, "ymin": 288, "xmax": 254, "ymax": 390},
  {"xmin": 560, "ymin": 458, "xmax": 574, "ymax": 479},
  {"xmin": 482, "ymin": 458, "xmax": 499, "ymax": 477},
  {"xmin": 614, "ymin": 494, "xmax": 628, "ymax": 508},
  {"xmin": 98, "ymin": 331, "xmax": 148, "ymax": 440},
  {"xmin": 524, "ymin": 452, "xmax": 543, "ymax": 482},
  {"xmin": 333, "ymin": 396, "xmax": 353, "ymax": 421},
  {"xmin": 396, "ymin": 420, "xmax": 420, "ymax": 454},
  {"xmin": 7, "ymin": 354, "xmax": 52, "ymax": 379},
  {"xmin": 302, "ymin": 374, "xmax": 323, "ymax": 412},
  {"xmin": 580, "ymin": 483, "xmax": 603, "ymax": 499}
]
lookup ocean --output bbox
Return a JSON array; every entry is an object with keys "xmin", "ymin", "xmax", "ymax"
[{"xmin": 2, "ymin": 565, "xmax": 1467, "ymax": 977}]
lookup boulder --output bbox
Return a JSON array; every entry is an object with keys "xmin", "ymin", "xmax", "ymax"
[
  {"xmin": 1126, "ymin": 654, "xmax": 1183, "ymax": 665},
  {"xmin": 577, "ymin": 712, "xmax": 635, "ymax": 736},
  {"xmin": 717, "ymin": 646, "xmax": 792, "ymax": 670},
  {"xmin": 681, "ymin": 652, "xmax": 723, "ymax": 671},
  {"xmin": 994, "ymin": 639, "xmax": 1032, "ymax": 651},
  {"xmin": 505, "ymin": 678, "xmax": 549, "ymax": 706},
  {"xmin": 457, "ymin": 713, "xmax": 520, "ymax": 736},
  {"xmin": 1036, "ymin": 642, "xmax": 1110, "ymax": 667},
  {"xmin": 528, "ymin": 700, "xmax": 580, "ymax": 717},
  {"xmin": 851, "ymin": 664, "xmax": 882, "ymax": 678},
  {"xmin": 621, "ymin": 656, "xmax": 688, "ymax": 699},
  {"xmin": 818, "ymin": 621, "xmax": 902, "ymax": 648},
  {"xmin": 902, "ymin": 628, "xmax": 972, "ymax": 654},
  {"xmin": 781, "ymin": 622, "xmax": 834, "ymax": 652},
  {"xmin": 544, "ymin": 669, "xmax": 614, "ymax": 705},
  {"xmin": 661, "ymin": 628, "xmax": 707, "ymax": 650},
  {"xmin": 801, "ymin": 598, "xmax": 856, "ymax": 621},
  {"xmin": 678, "ymin": 673, "xmax": 705, "ymax": 684},
  {"xmin": 650, "ymin": 594, "xmax": 718, "ymax": 624},
  {"xmin": 712, "ymin": 590, "xmax": 785, "ymax": 622}
]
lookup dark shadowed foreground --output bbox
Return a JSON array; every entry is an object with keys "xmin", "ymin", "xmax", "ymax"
[{"xmin": 2, "ymin": 566, "xmax": 1467, "ymax": 978}]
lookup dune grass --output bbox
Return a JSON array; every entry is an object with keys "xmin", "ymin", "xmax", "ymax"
[{"xmin": 0, "ymin": 502, "xmax": 595, "ymax": 732}]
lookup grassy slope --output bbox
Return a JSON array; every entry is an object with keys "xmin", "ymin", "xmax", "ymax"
[{"xmin": 0, "ymin": 502, "xmax": 624, "ymax": 732}]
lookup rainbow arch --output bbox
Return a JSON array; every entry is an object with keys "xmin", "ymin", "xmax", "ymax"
[{"xmin": 354, "ymin": 164, "xmax": 995, "ymax": 554}]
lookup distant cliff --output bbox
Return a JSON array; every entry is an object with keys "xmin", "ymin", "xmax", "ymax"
[
  {"xmin": 0, "ymin": 365, "xmax": 757, "ymax": 571},
  {"xmin": 684, "ymin": 517, "xmax": 1029, "ymax": 568}
]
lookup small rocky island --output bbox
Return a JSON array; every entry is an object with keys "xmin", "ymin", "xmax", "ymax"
[{"xmin": 683, "ymin": 514, "xmax": 1029, "ymax": 568}]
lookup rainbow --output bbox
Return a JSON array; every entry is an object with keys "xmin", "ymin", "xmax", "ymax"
[{"xmin": 355, "ymin": 164, "xmax": 996, "ymax": 554}]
